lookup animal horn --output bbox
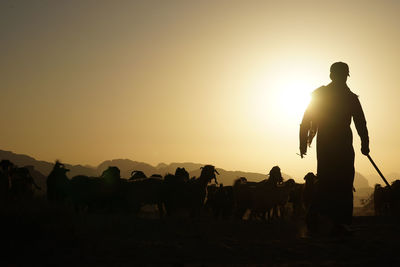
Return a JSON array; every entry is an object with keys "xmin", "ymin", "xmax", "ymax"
[{"xmin": 214, "ymin": 169, "xmax": 219, "ymax": 175}]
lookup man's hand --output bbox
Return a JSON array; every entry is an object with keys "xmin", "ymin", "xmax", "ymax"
[
  {"xmin": 300, "ymin": 146, "xmax": 307, "ymax": 158},
  {"xmin": 361, "ymin": 145, "xmax": 370, "ymax": 156},
  {"xmin": 361, "ymin": 140, "xmax": 370, "ymax": 155}
]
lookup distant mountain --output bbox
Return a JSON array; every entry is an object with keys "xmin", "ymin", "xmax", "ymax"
[
  {"xmin": 158, "ymin": 162, "xmax": 205, "ymax": 175},
  {"xmin": 353, "ymin": 172, "xmax": 373, "ymax": 207},
  {"xmin": 0, "ymin": 150, "xmax": 55, "ymax": 176},
  {"xmin": 155, "ymin": 162, "xmax": 168, "ymax": 169},
  {"xmin": 0, "ymin": 150, "xmax": 97, "ymax": 178},
  {"xmin": 354, "ymin": 172, "xmax": 370, "ymax": 189}
]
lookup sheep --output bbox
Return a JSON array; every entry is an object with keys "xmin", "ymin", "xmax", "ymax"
[
  {"xmin": 69, "ymin": 166, "xmax": 121, "ymax": 212},
  {"xmin": 303, "ymin": 172, "xmax": 318, "ymax": 211},
  {"xmin": 120, "ymin": 176, "xmax": 165, "ymax": 218},
  {"xmin": 251, "ymin": 166, "xmax": 288, "ymax": 221},
  {"xmin": 174, "ymin": 167, "xmax": 189, "ymax": 182},
  {"xmin": 232, "ymin": 176, "xmax": 273, "ymax": 220},
  {"xmin": 232, "ymin": 177, "xmax": 255, "ymax": 220},
  {"xmin": 129, "ymin": 170, "xmax": 147, "ymax": 180},
  {"xmin": 233, "ymin": 166, "xmax": 295, "ymax": 221},
  {"xmin": 211, "ymin": 184, "xmax": 234, "ymax": 220},
  {"xmin": 251, "ymin": 178, "xmax": 296, "ymax": 221},
  {"xmin": 47, "ymin": 161, "xmax": 70, "ymax": 204},
  {"xmin": 68, "ymin": 175, "xmax": 101, "ymax": 212},
  {"xmin": 288, "ymin": 181, "xmax": 305, "ymax": 218},
  {"xmin": 9, "ymin": 166, "xmax": 41, "ymax": 200},
  {"xmin": 204, "ymin": 184, "xmax": 218, "ymax": 214},
  {"xmin": 374, "ymin": 180, "xmax": 400, "ymax": 216},
  {"xmin": 0, "ymin": 160, "xmax": 13, "ymax": 201},
  {"xmin": 273, "ymin": 179, "xmax": 297, "ymax": 219},
  {"xmin": 390, "ymin": 180, "xmax": 400, "ymax": 216},
  {"xmin": 163, "ymin": 165, "xmax": 219, "ymax": 217},
  {"xmin": 374, "ymin": 184, "xmax": 387, "ymax": 216}
]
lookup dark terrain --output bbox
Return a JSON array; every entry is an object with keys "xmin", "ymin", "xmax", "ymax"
[{"xmin": 2, "ymin": 199, "xmax": 399, "ymax": 266}]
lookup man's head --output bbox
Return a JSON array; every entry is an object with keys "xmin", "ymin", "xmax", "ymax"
[{"xmin": 330, "ymin": 62, "xmax": 349, "ymax": 83}]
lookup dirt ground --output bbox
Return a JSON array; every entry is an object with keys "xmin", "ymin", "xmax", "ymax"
[{"xmin": 1, "ymin": 200, "xmax": 400, "ymax": 266}]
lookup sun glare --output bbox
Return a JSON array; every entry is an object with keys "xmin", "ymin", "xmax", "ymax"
[
  {"xmin": 274, "ymin": 77, "xmax": 312, "ymax": 121},
  {"xmin": 248, "ymin": 68, "xmax": 317, "ymax": 128}
]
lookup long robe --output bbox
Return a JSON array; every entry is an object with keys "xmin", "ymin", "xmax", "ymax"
[{"xmin": 300, "ymin": 82, "xmax": 369, "ymax": 224}]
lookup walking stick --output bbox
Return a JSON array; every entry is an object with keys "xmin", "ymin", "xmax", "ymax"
[{"xmin": 366, "ymin": 154, "xmax": 391, "ymax": 188}]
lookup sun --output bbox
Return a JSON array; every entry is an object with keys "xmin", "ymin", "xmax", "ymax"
[
  {"xmin": 246, "ymin": 65, "xmax": 322, "ymax": 128},
  {"xmin": 274, "ymin": 77, "xmax": 313, "ymax": 121}
]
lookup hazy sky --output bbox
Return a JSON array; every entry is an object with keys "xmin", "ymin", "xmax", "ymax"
[{"xmin": 1, "ymin": 0, "xmax": 399, "ymax": 183}]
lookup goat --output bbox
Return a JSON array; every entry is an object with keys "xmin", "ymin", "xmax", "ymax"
[
  {"xmin": 0, "ymin": 160, "xmax": 13, "ymax": 201},
  {"xmin": 9, "ymin": 166, "xmax": 41, "ymax": 200},
  {"xmin": 69, "ymin": 166, "xmax": 121, "ymax": 212},
  {"xmin": 251, "ymin": 178, "xmax": 296, "ymax": 221},
  {"xmin": 212, "ymin": 184, "xmax": 234, "ymax": 220},
  {"xmin": 120, "ymin": 176, "xmax": 165, "ymax": 218},
  {"xmin": 47, "ymin": 161, "xmax": 70, "ymax": 203},
  {"xmin": 163, "ymin": 165, "xmax": 219, "ymax": 217},
  {"xmin": 288, "ymin": 181, "xmax": 305, "ymax": 218},
  {"xmin": 303, "ymin": 172, "xmax": 318, "ymax": 211},
  {"xmin": 232, "ymin": 177, "xmax": 255, "ymax": 220},
  {"xmin": 129, "ymin": 170, "xmax": 147, "ymax": 180},
  {"xmin": 374, "ymin": 180, "xmax": 400, "ymax": 216}
]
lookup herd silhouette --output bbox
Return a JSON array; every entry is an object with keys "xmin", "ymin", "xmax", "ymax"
[{"xmin": 1, "ymin": 159, "xmax": 400, "ymax": 221}]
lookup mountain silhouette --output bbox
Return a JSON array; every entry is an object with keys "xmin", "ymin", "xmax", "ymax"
[
  {"xmin": 354, "ymin": 172, "xmax": 370, "ymax": 188},
  {"xmin": 0, "ymin": 150, "xmax": 97, "ymax": 177}
]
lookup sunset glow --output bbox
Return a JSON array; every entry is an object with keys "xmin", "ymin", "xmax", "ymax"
[{"xmin": 2, "ymin": 2, "xmax": 400, "ymax": 263}]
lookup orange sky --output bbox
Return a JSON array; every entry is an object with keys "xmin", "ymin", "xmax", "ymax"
[{"xmin": 1, "ymin": 0, "xmax": 400, "ymax": 183}]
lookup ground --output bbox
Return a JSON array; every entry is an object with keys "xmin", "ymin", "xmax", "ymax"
[{"xmin": 1, "ymin": 200, "xmax": 399, "ymax": 266}]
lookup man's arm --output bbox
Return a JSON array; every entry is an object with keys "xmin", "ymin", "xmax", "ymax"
[
  {"xmin": 299, "ymin": 96, "xmax": 318, "ymax": 158},
  {"xmin": 353, "ymin": 96, "xmax": 369, "ymax": 155},
  {"xmin": 299, "ymin": 111, "xmax": 311, "ymax": 158}
]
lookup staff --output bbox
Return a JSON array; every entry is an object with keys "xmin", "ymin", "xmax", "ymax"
[{"xmin": 366, "ymin": 154, "xmax": 391, "ymax": 188}]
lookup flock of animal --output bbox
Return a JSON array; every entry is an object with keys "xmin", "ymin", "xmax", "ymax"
[
  {"xmin": 1, "ymin": 158, "xmax": 399, "ymax": 220},
  {"xmin": 0, "ymin": 159, "xmax": 313, "ymax": 220}
]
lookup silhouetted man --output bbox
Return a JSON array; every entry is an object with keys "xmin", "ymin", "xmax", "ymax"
[{"xmin": 299, "ymin": 62, "xmax": 369, "ymax": 234}]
